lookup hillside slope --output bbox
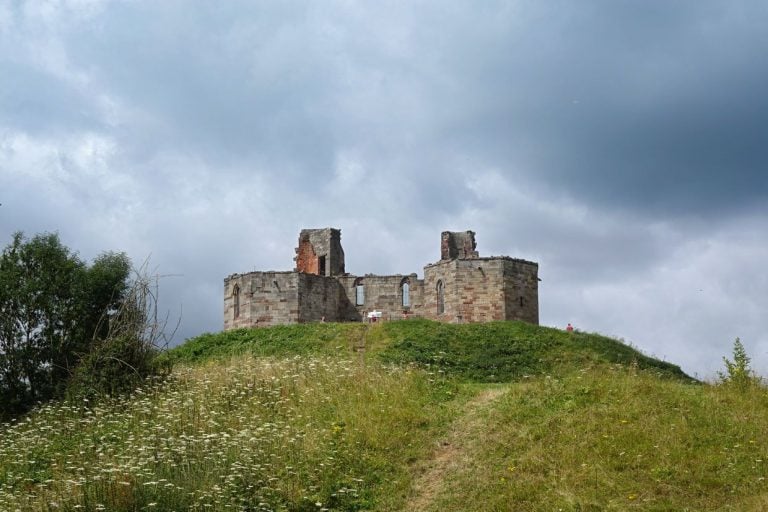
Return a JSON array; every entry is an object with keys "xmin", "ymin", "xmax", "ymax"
[
  {"xmin": 2, "ymin": 321, "xmax": 766, "ymax": 511},
  {"xmin": 166, "ymin": 319, "xmax": 691, "ymax": 382}
]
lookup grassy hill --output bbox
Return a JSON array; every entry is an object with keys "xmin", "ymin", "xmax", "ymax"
[
  {"xmin": 2, "ymin": 320, "xmax": 766, "ymax": 511},
  {"xmin": 164, "ymin": 320, "xmax": 690, "ymax": 381}
]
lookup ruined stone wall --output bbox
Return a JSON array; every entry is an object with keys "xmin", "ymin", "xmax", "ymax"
[
  {"xmin": 423, "ymin": 259, "xmax": 502, "ymax": 322},
  {"xmin": 224, "ymin": 274, "xmax": 253, "ymax": 330},
  {"xmin": 294, "ymin": 228, "xmax": 345, "ymax": 276},
  {"xmin": 336, "ymin": 274, "xmax": 425, "ymax": 321},
  {"xmin": 296, "ymin": 274, "xmax": 342, "ymax": 323},
  {"xmin": 224, "ymin": 272, "xmax": 301, "ymax": 328},
  {"xmin": 440, "ymin": 231, "xmax": 479, "ymax": 261},
  {"xmin": 225, "ymin": 227, "xmax": 539, "ymax": 330},
  {"xmin": 422, "ymin": 257, "xmax": 538, "ymax": 323},
  {"xmin": 294, "ymin": 238, "xmax": 319, "ymax": 275},
  {"xmin": 502, "ymin": 259, "xmax": 539, "ymax": 324},
  {"xmin": 334, "ymin": 275, "xmax": 363, "ymax": 321}
]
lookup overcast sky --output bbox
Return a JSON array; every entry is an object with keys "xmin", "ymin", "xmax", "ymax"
[{"xmin": 2, "ymin": 0, "xmax": 767, "ymax": 379}]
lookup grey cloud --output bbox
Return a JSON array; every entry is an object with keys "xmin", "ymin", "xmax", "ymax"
[
  {"xmin": 2, "ymin": 1, "xmax": 768, "ymax": 378},
  {"xmin": 425, "ymin": 1, "xmax": 768, "ymax": 215},
  {"xmin": 0, "ymin": 62, "xmax": 97, "ymax": 135},
  {"xmin": 5, "ymin": 1, "xmax": 768, "ymax": 217}
]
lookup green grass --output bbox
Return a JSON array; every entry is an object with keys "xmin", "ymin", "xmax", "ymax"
[
  {"xmin": 427, "ymin": 365, "xmax": 768, "ymax": 511},
  {"xmin": 3, "ymin": 320, "xmax": 765, "ymax": 511},
  {"xmin": 166, "ymin": 319, "xmax": 691, "ymax": 383},
  {"xmin": 162, "ymin": 323, "xmax": 369, "ymax": 363},
  {"xmin": 379, "ymin": 320, "xmax": 691, "ymax": 382}
]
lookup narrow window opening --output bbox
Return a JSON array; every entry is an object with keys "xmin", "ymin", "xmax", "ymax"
[
  {"xmin": 519, "ymin": 296, "xmax": 524, "ymax": 308},
  {"xmin": 318, "ymin": 255, "xmax": 326, "ymax": 276},
  {"xmin": 354, "ymin": 278, "xmax": 365, "ymax": 306},
  {"xmin": 233, "ymin": 284, "xmax": 241, "ymax": 319},
  {"xmin": 401, "ymin": 279, "xmax": 410, "ymax": 307},
  {"xmin": 436, "ymin": 280, "xmax": 444, "ymax": 314}
]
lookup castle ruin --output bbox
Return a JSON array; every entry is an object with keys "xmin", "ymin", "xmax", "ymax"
[{"xmin": 224, "ymin": 228, "xmax": 539, "ymax": 329}]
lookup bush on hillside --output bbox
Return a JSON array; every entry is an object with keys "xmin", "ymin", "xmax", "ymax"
[
  {"xmin": 67, "ymin": 335, "xmax": 168, "ymax": 401},
  {"xmin": 66, "ymin": 261, "xmax": 172, "ymax": 401},
  {"xmin": 719, "ymin": 337, "xmax": 762, "ymax": 389}
]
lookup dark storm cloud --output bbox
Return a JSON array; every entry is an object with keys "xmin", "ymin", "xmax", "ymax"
[
  {"xmin": 10, "ymin": 1, "xmax": 766, "ymax": 216},
  {"xmin": 2, "ymin": 0, "xmax": 767, "ymax": 377},
  {"xmin": 420, "ymin": 0, "xmax": 768, "ymax": 215}
]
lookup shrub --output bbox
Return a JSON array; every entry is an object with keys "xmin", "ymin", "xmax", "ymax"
[
  {"xmin": 718, "ymin": 337, "xmax": 761, "ymax": 389},
  {"xmin": 66, "ymin": 261, "xmax": 172, "ymax": 401},
  {"xmin": 66, "ymin": 335, "xmax": 169, "ymax": 401}
]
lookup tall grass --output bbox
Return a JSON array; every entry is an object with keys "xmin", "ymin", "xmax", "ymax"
[{"xmin": 0, "ymin": 355, "xmax": 458, "ymax": 511}]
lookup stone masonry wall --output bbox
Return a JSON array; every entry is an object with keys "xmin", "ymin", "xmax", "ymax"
[
  {"xmin": 337, "ymin": 274, "xmax": 425, "ymax": 321},
  {"xmin": 224, "ymin": 274, "xmax": 252, "ymax": 330},
  {"xmin": 440, "ymin": 231, "xmax": 479, "ymax": 261},
  {"xmin": 422, "ymin": 257, "xmax": 537, "ymax": 323},
  {"xmin": 296, "ymin": 274, "xmax": 342, "ymax": 323},
  {"xmin": 502, "ymin": 259, "xmax": 539, "ymax": 324},
  {"xmin": 294, "ymin": 228, "xmax": 345, "ymax": 277},
  {"xmin": 423, "ymin": 259, "xmax": 504, "ymax": 322},
  {"xmin": 224, "ymin": 272, "xmax": 301, "ymax": 328},
  {"xmin": 225, "ymin": 228, "xmax": 539, "ymax": 329},
  {"xmin": 294, "ymin": 237, "xmax": 319, "ymax": 275}
]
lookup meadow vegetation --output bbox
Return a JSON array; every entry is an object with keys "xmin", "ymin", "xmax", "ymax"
[
  {"xmin": 0, "ymin": 354, "xmax": 459, "ymax": 511},
  {"xmin": 1, "ymin": 320, "xmax": 766, "ymax": 511}
]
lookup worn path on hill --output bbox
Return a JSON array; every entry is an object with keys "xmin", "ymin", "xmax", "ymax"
[{"xmin": 404, "ymin": 385, "xmax": 509, "ymax": 512}]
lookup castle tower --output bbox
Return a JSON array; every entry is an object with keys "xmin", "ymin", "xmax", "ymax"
[
  {"xmin": 294, "ymin": 228, "xmax": 346, "ymax": 276},
  {"xmin": 440, "ymin": 231, "xmax": 479, "ymax": 260}
]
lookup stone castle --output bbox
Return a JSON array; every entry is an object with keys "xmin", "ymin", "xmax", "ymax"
[{"xmin": 224, "ymin": 228, "xmax": 539, "ymax": 329}]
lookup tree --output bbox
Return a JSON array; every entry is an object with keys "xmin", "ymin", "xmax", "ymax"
[{"xmin": 0, "ymin": 232, "xmax": 131, "ymax": 418}]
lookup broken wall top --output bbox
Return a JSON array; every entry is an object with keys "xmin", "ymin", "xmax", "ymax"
[
  {"xmin": 440, "ymin": 230, "xmax": 479, "ymax": 260},
  {"xmin": 294, "ymin": 227, "xmax": 346, "ymax": 276}
]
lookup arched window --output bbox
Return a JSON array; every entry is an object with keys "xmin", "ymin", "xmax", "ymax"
[
  {"xmin": 354, "ymin": 277, "xmax": 365, "ymax": 306},
  {"xmin": 401, "ymin": 278, "xmax": 410, "ymax": 307},
  {"xmin": 436, "ymin": 280, "xmax": 444, "ymax": 314},
  {"xmin": 233, "ymin": 284, "xmax": 241, "ymax": 319}
]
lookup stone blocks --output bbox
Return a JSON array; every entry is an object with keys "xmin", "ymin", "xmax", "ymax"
[{"xmin": 224, "ymin": 228, "xmax": 538, "ymax": 329}]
